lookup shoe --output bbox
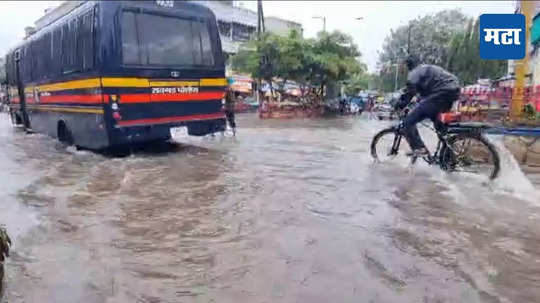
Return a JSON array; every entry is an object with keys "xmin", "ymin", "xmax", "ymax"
[{"xmin": 406, "ymin": 147, "xmax": 429, "ymax": 157}]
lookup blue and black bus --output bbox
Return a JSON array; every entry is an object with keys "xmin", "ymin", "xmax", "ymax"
[{"xmin": 4, "ymin": 0, "xmax": 227, "ymax": 149}]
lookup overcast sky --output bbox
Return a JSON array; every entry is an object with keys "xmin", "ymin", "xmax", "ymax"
[{"xmin": 0, "ymin": 1, "xmax": 514, "ymax": 72}]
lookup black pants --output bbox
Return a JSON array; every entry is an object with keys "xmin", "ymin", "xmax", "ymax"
[
  {"xmin": 225, "ymin": 110, "xmax": 236, "ymax": 129},
  {"xmin": 402, "ymin": 89, "xmax": 460, "ymax": 150}
]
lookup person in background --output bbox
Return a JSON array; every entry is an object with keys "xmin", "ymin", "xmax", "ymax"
[
  {"xmin": 367, "ymin": 95, "xmax": 375, "ymax": 112},
  {"xmin": 224, "ymin": 77, "xmax": 236, "ymax": 135}
]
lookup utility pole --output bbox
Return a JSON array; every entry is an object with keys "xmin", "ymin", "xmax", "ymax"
[
  {"xmin": 510, "ymin": 0, "xmax": 533, "ymax": 122},
  {"xmin": 256, "ymin": 0, "xmax": 265, "ymax": 112},
  {"xmin": 393, "ymin": 64, "xmax": 399, "ymax": 91},
  {"xmin": 313, "ymin": 16, "xmax": 326, "ymax": 33},
  {"xmin": 407, "ymin": 23, "xmax": 412, "ymax": 55}
]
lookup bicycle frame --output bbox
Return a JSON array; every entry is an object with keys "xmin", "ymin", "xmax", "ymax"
[
  {"xmin": 389, "ymin": 119, "xmax": 455, "ymax": 166},
  {"xmin": 374, "ymin": 104, "xmax": 499, "ymax": 179}
]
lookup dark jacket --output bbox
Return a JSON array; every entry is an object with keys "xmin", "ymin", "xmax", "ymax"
[{"xmin": 398, "ymin": 64, "xmax": 460, "ymax": 109}]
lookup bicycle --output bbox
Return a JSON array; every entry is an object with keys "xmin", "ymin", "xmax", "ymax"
[{"xmin": 370, "ymin": 110, "xmax": 500, "ymax": 180}]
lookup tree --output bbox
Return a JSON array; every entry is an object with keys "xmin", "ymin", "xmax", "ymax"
[
  {"xmin": 230, "ymin": 30, "xmax": 306, "ymax": 96},
  {"xmin": 230, "ymin": 29, "xmax": 365, "ymax": 101},
  {"xmin": 309, "ymin": 31, "xmax": 362, "ymax": 98},
  {"xmin": 375, "ymin": 9, "xmax": 506, "ymax": 92},
  {"xmin": 447, "ymin": 18, "xmax": 506, "ymax": 85},
  {"xmin": 376, "ymin": 9, "xmax": 469, "ymax": 91},
  {"xmin": 378, "ymin": 9, "xmax": 468, "ymax": 69},
  {"xmin": 344, "ymin": 72, "xmax": 374, "ymax": 95}
]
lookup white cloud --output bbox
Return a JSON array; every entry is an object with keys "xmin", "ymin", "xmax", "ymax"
[{"xmin": 0, "ymin": 1, "xmax": 60, "ymax": 56}]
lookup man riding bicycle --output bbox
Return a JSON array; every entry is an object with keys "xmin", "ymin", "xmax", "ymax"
[{"xmin": 394, "ymin": 55, "xmax": 461, "ymax": 157}]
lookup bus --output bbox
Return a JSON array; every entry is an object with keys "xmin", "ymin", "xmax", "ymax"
[{"xmin": 4, "ymin": 0, "xmax": 227, "ymax": 149}]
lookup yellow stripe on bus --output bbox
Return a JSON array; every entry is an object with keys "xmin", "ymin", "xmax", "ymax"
[
  {"xmin": 24, "ymin": 77, "xmax": 226, "ymax": 92},
  {"xmin": 101, "ymin": 77, "xmax": 150, "ymax": 88},
  {"xmin": 39, "ymin": 78, "xmax": 102, "ymax": 92},
  {"xmin": 28, "ymin": 105, "xmax": 103, "ymax": 114},
  {"xmin": 200, "ymin": 78, "xmax": 227, "ymax": 87},
  {"xmin": 149, "ymin": 81, "xmax": 200, "ymax": 87}
]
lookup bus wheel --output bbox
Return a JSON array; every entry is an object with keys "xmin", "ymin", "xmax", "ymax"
[{"xmin": 57, "ymin": 121, "xmax": 74, "ymax": 146}]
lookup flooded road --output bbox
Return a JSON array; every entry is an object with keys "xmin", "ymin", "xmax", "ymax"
[{"xmin": 1, "ymin": 113, "xmax": 539, "ymax": 303}]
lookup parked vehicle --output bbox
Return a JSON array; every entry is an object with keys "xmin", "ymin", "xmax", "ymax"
[
  {"xmin": 373, "ymin": 103, "xmax": 395, "ymax": 120},
  {"xmin": 348, "ymin": 96, "xmax": 365, "ymax": 114}
]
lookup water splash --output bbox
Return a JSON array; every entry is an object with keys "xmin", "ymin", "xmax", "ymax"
[
  {"xmin": 65, "ymin": 145, "xmax": 92, "ymax": 156},
  {"xmin": 490, "ymin": 136, "xmax": 540, "ymax": 204}
]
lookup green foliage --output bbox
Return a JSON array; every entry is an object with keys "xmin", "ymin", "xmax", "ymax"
[
  {"xmin": 378, "ymin": 9, "xmax": 468, "ymax": 69},
  {"xmin": 229, "ymin": 29, "xmax": 365, "ymax": 98},
  {"xmin": 0, "ymin": 227, "xmax": 10, "ymax": 263},
  {"xmin": 344, "ymin": 73, "xmax": 373, "ymax": 95},
  {"xmin": 375, "ymin": 9, "xmax": 507, "ymax": 92},
  {"xmin": 447, "ymin": 18, "xmax": 506, "ymax": 85},
  {"xmin": 310, "ymin": 31, "xmax": 362, "ymax": 84}
]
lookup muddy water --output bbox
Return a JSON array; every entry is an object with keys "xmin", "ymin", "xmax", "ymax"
[{"xmin": 0, "ymin": 113, "xmax": 539, "ymax": 303}]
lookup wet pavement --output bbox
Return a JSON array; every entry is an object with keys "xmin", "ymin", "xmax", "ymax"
[{"xmin": 0, "ymin": 113, "xmax": 539, "ymax": 303}]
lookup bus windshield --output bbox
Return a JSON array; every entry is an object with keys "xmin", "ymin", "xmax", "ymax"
[{"xmin": 121, "ymin": 11, "xmax": 215, "ymax": 67}]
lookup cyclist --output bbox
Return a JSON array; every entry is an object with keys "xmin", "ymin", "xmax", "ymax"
[{"xmin": 394, "ymin": 55, "xmax": 461, "ymax": 157}]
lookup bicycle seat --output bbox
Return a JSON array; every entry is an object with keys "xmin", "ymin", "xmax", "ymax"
[
  {"xmin": 446, "ymin": 122, "xmax": 492, "ymax": 128},
  {"xmin": 438, "ymin": 111, "xmax": 461, "ymax": 124}
]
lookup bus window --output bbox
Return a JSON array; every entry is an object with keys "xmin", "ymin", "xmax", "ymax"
[
  {"xmin": 191, "ymin": 21, "xmax": 203, "ymax": 65},
  {"xmin": 198, "ymin": 20, "xmax": 214, "ymax": 66},
  {"xmin": 120, "ymin": 11, "xmax": 141, "ymax": 65},
  {"xmin": 61, "ymin": 19, "xmax": 77, "ymax": 74},
  {"xmin": 120, "ymin": 11, "xmax": 215, "ymax": 67},
  {"xmin": 80, "ymin": 10, "xmax": 94, "ymax": 71},
  {"xmin": 21, "ymin": 46, "xmax": 32, "ymax": 82},
  {"xmin": 52, "ymin": 27, "xmax": 62, "ymax": 76},
  {"xmin": 33, "ymin": 32, "xmax": 52, "ymax": 81},
  {"xmin": 138, "ymin": 14, "xmax": 194, "ymax": 65}
]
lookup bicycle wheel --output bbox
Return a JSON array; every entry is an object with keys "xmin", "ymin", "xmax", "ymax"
[
  {"xmin": 440, "ymin": 133, "xmax": 500, "ymax": 179},
  {"xmin": 371, "ymin": 128, "xmax": 411, "ymax": 162}
]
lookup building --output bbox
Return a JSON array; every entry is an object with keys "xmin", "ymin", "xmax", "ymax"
[
  {"xmin": 196, "ymin": 1, "xmax": 302, "ymax": 55},
  {"xmin": 265, "ymin": 16, "xmax": 303, "ymax": 36},
  {"xmin": 196, "ymin": 0, "xmax": 257, "ymax": 55},
  {"xmin": 34, "ymin": 1, "xmax": 84, "ymax": 31}
]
